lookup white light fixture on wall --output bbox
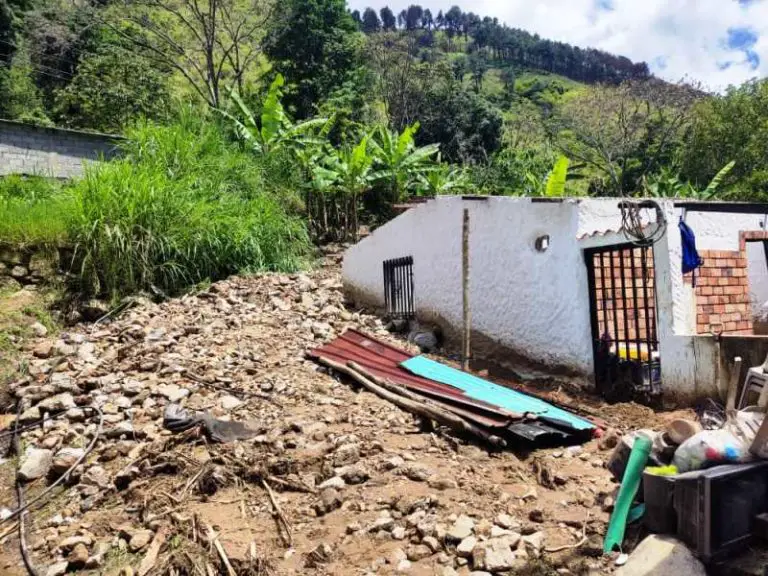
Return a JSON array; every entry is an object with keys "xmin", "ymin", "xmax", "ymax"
[{"xmin": 535, "ymin": 235, "xmax": 550, "ymax": 252}]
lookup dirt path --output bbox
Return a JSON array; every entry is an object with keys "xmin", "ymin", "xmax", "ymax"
[{"xmin": 0, "ymin": 248, "xmax": 691, "ymax": 576}]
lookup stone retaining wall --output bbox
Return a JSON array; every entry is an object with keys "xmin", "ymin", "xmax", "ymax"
[
  {"xmin": 0, "ymin": 119, "xmax": 122, "ymax": 179},
  {"xmin": 0, "ymin": 245, "xmax": 68, "ymax": 288}
]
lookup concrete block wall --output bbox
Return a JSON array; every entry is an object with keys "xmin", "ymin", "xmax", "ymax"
[{"xmin": 0, "ymin": 119, "xmax": 122, "ymax": 178}]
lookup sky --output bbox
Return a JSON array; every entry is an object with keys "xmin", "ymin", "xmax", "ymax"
[{"xmin": 347, "ymin": 0, "xmax": 768, "ymax": 90}]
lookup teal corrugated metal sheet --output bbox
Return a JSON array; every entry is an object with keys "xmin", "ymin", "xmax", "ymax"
[{"xmin": 401, "ymin": 356, "xmax": 595, "ymax": 431}]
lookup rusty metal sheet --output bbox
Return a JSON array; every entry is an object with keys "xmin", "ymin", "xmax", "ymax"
[{"xmin": 308, "ymin": 330, "xmax": 519, "ymax": 429}]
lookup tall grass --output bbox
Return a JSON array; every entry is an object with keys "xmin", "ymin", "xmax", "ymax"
[
  {"xmin": 0, "ymin": 176, "xmax": 74, "ymax": 247},
  {"xmin": 69, "ymin": 115, "xmax": 310, "ymax": 299}
]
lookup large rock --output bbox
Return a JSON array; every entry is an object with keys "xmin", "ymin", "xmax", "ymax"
[
  {"xmin": 616, "ymin": 535, "xmax": 706, "ymax": 576},
  {"xmin": 38, "ymin": 393, "xmax": 76, "ymax": 412},
  {"xmin": 51, "ymin": 447, "xmax": 85, "ymax": 477},
  {"xmin": 18, "ymin": 448, "xmax": 53, "ymax": 481},
  {"xmin": 447, "ymin": 515, "xmax": 475, "ymax": 541},
  {"xmin": 472, "ymin": 536, "xmax": 520, "ymax": 573}
]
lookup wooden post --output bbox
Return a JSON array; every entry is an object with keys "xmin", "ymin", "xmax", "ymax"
[
  {"xmin": 462, "ymin": 208, "xmax": 471, "ymax": 371},
  {"xmin": 726, "ymin": 356, "xmax": 742, "ymax": 414}
]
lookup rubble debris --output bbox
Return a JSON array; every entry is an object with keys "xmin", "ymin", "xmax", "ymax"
[
  {"xmin": 0, "ymin": 250, "xmax": 697, "ymax": 575},
  {"xmin": 311, "ymin": 331, "xmax": 596, "ymax": 447}
]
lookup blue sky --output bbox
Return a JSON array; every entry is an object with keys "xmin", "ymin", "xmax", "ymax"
[{"xmin": 347, "ymin": 0, "xmax": 768, "ymax": 90}]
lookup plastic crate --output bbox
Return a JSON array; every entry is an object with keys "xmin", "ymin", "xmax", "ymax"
[{"xmin": 673, "ymin": 461, "xmax": 768, "ymax": 563}]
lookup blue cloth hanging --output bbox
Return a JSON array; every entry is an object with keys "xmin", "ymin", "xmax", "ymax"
[{"xmin": 680, "ymin": 217, "xmax": 704, "ymax": 275}]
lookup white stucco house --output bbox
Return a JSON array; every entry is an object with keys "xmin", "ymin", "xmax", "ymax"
[{"xmin": 342, "ymin": 196, "xmax": 768, "ymax": 403}]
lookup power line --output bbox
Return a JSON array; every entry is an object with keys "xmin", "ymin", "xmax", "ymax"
[{"xmin": 0, "ymin": 60, "xmax": 74, "ymax": 83}]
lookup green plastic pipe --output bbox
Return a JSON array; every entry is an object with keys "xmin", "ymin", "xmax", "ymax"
[{"xmin": 603, "ymin": 434, "xmax": 653, "ymax": 553}]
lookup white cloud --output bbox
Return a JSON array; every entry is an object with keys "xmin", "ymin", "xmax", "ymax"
[{"xmin": 347, "ymin": 0, "xmax": 768, "ymax": 90}]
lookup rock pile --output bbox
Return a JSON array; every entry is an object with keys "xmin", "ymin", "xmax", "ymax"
[{"xmin": 0, "ymin": 247, "xmax": 623, "ymax": 575}]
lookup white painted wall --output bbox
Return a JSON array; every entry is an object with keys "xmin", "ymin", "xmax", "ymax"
[
  {"xmin": 345, "ymin": 197, "xmax": 624, "ymax": 376},
  {"xmin": 746, "ymin": 241, "xmax": 768, "ymax": 315},
  {"xmin": 343, "ymin": 197, "xmax": 768, "ymax": 401}
]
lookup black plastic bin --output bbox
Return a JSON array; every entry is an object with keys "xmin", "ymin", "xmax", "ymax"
[{"xmin": 673, "ymin": 461, "xmax": 768, "ymax": 563}]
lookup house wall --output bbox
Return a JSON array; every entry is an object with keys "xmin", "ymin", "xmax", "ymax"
[
  {"xmin": 344, "ymin": 197, "xmax": 625, "ymax": 377},
  {"xmin": 746, "ymin": 241, "xmax": 768, "ymax": 317},
  {"xmin": 0, "ymin": 119, "xmax": 121, "ymax": 178},
  {"xmin": 342, "ymin": 197, "xmax": 768, "ymax": 402}
]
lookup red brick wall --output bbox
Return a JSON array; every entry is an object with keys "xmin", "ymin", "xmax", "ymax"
[
  {"xmin": 689, "ymin": 250, "xmax": 752, "ymax": 335},
  {"xmin": 593, "ymin": 248, "xmax": 656, "ymax": 343}
]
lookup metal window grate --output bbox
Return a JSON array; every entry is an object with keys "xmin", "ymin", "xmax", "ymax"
[
  {"xmin": 585, "ymin": 243, "xmax": 661, "ymax": 401},
  {"xmin": 383, "ymin": 256, "xmax": 414, "ymax": 319}
]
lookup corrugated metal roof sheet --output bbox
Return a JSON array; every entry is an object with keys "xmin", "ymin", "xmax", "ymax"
[
  {"xmin": 309, "ymin": 330, "xmax": 597, "ymax": 445},
  {"xmin": 401, "ymin": 356, "xmax": 595, "ymax": 432},
  {"xmin": 308, "ymin": 330, "xmax": 516, "ymax": 429}
]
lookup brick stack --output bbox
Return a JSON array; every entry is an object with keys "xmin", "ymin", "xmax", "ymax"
[{"xmin": 687, "ymin": 250, "xmax": 752, "ymax": 335}]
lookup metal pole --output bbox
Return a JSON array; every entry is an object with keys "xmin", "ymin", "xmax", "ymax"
[{"xmin": 462, "ymin": 209, "xmax": 471, "ymax": 371}]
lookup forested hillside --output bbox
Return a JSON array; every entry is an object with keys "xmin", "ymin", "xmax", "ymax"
[{"xmin": 1, "ymin": 0, "xmax": 768, "ymax": 298}]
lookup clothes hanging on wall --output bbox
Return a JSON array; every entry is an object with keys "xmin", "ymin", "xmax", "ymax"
[{"xmin": 680, "ymin": 217, "xmax": 704, "ymax": 284}]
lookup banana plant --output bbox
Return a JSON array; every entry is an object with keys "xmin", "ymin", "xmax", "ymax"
[
  {"xmin": 411, "ymin": 163, "xmax": 470, "ymax": 196},
  {"xmin": 333, "ymin": 134, "xmax": 377, "ymax": 239},
  {"xmin": 219, "ymin": 74, "xmax": 330, "ymax": 157},
  {"xmin": 370, "ymin": 123, "xmax": 440, "ymax": 202},
  {"xmin": 544, "ymin": 155, "xmax": 570, "ymax": 197},
  {"xmin": 644, "ymin": 161, "xmax": 736, "ymax": 199},
  {"xmin": 700, "ymin": 161, "xmax": 736, "ymax": 199}
]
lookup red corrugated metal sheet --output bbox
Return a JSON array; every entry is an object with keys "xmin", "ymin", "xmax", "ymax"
[{"xmin": 308, "ymin": 329, "xmax": 520, "ymax": 429}]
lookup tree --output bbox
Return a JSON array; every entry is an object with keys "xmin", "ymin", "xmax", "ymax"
[
  {"xmin": 350, "ymin": 9, "xmax": 361, "ymax": 27},
  {"xmin": 114, "ymin": 0, "xmax": 272, "ymax": 108},
  {"xmin": 361, "ymin": 7, "xmax": 380, "ymax": 34},
  {"xmin": 468, "ymin": 51, "xmax": 488, "ymax": 92},
  {"xmin": 681, "ymin": 79, "xmax": 768, "ymax": 197},
  {"xmin": 452, "ymin": 54, "xmax": 468, "ymax": 81},
  {"xmin": 0, "ymin": 0, "xmax": 31, "ymax": 64},
  {"xmin": 380, "ymin": 6, "xmax": 396, "ymax": 31},
  {"xmin": 422, "ymin": 9, "xmax": 433, "ymax": 30},
  {"xmin": 435, "ymin": 10, "xmax": 444, "ymax": 30},
  {"xmin": 53, "ymin": 44, "xmax": 170, "ymax": 132},
  {"xmin": 404, "ymin": 4, "xmax": 423, "ymax": 30},
  {"xmin": 417, "ymin": 83, "xmax": 503, "ymax": 164},
  {"xmin": 366, "ymin": 32, "xmax": 433, "ymax": 129},
  {"xmin": 553, "ymin": 80, "xmax": 700, "ymax": 194},
  {"xmin": 265, "ymin": 0, "xmax": 360, "ymax": 119},
  {"xmin": 444, "ymin": 6, "xmax": 463, "ymax": 38}
]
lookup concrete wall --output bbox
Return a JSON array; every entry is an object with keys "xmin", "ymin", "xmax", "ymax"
[
  {"xmin": 0, "ymin": 119, "xmax": 121, "ymax": 178},
  {"xmin": 342, "ymin": 197, "xmax": 768, "ymax": 402}
]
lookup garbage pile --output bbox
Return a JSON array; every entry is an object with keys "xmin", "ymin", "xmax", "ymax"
[{"xmin": 605, "ymin": 378, "xmax": 768, "ymax": 565}]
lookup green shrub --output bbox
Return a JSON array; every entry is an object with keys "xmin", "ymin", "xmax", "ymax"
[{"xmin": 68, "ymin": 116, "xmax": 311, "ymax": 299}]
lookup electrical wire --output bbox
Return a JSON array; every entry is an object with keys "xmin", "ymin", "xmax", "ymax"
[
  {"xmin": 12, "ymin": 403, "xmax": 38, "ymax": 576},
  {"xmin": 619, "ymin": 199, "xmax": 668, "ymax": 247},
  {"xmin": 1, "ymin": 405, "xmax": 104, "ymax": 527}
]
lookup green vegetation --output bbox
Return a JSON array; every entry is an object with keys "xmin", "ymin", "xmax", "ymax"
[
  {"xmin": 0, "ymin": 114, "xmax": 311, "ymax": 301},
  {"xmin": 1, "ymin": 0, "xmax": 768, "ymax": 303},
  {"xmin": 0, "ymin": 176, "xmax": 73, "ymax": 246}
]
